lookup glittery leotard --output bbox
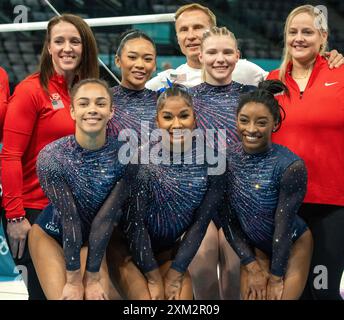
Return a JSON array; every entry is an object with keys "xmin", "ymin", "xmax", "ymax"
[
  {"xmin": 189, "ymin": 82, "xmax": 256, "ymax": 227},
  {"xmin": 222, "ymin": 143, "xmax": 308, "ymax": 277},
  {"xmin": 189, "ymin": 82, "xmax": 256, "ymax": 150},
  {"xmin": 36, "ymin": 134, "xmax": 127, "ymax": 272},
  {"xmin": 109, "ymin": 85, "xmax": 157, "ymax": 141},
  {"xmin": 122, "ymin": 142, "xmax": 226, "ymax": 274}
]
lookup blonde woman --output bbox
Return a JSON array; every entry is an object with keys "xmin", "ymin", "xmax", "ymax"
[
  {"xmin": 267, "ymin": 5, "xmax": 344, "ymax": 300},
  {"xmin": 189, "ymin": 26, "xmax": 256, "ymax": 300}
]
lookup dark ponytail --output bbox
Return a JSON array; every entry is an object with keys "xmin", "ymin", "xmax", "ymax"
[
  {"xmin": 238, "ymin": 80, "xmax": 289, "ymax": 132},
  {"xmin": 116, "ymin": 29, "xmax": 156, "ymax": 57},
  {"xmin": 156, "ymin": 83, "xmax": 193, "ymax": 112}
]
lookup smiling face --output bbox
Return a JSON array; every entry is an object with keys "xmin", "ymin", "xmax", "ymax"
[
  {"xmin": 156, "ymin": 96, "xmax": 196, "ymax": 148},
  {"xmin": 175, "ymin": 9, "xmax": 212, "ymax": 69},
  {"xmin": 286, "ymin": 12, "xmax": 327, "ymax": 64},
  {"xmin": 71, "ymin": 83, "xmax": 113, "ymax": 137},
  {"xmin": 48, "ymin": 21, "xmax": 82, "ymax": 77},
  {"xmin": 115, "ymin": 37, "xmax": 156, "ymax": 90},
  {"xmin": 237, "ymin": 102, "xmax": 277, "ymax": 154},
  {"xmin": 199, "ymin": 34, "xmax": 239, "ymax": 85}
]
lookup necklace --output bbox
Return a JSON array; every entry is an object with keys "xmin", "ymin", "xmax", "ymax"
[
  {"xmin": 292, "ymin": 66, "xmax": 313, "ymax": 79},
  {"xmin": 292, "ymin": 69, "xmax": 311, "ymax": 79}
]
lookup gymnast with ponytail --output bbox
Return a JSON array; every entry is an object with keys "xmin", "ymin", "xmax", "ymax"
[{"xmin": 221, "ymin": 79, "xmax": 313, "ymax": 300}]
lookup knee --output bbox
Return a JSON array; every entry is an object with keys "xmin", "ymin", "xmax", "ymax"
[{"xmin": 28, "ymin": 224, "xmax": 41, "ymax": 248}]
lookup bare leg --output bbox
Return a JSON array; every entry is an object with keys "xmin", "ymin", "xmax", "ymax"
[
  {"xmin": 240, "ymin": 248, "xmax": 270, "ymax": 300},
  {"xmin": 107, "ymin": 229, "xmax": 193, "ymax": 300},
  {"xmin": 99, "ymin": 255, "xmax": 122, "ymax": 300},
  {"xmin": 29, "ymin": 225, "xmax": 120, "ymax": 300},
  {"xmin": 282, "ymin": 230, "xmax": 313, "ymax": 300},
  {"xmin": 106, "ymin": 229, "xmax": 151, "ymax": 300},
  {"xmin": 119, "ymin": 258, "xmax": 152, "ymax": 299},
  {"xmin": 218, "ymin": 228, "xmax": 240, "ymax": 300},
  {"xmin": 253, "ymin": 231, "xmax": 313, "ymax": 300},
  {"xmin": 240, "ymin": 231, "xmax": 313, "ymax": 300},
  {"xmin": 28, "ymin": 224, "xmax": 66, "ymax": 300},
  {"xmin": 159, "ymin": 261, "xmax": 193, "ymax": 300},
  {"xmin": 79, "ymin": 247, "xmax": 122, "ymax": 300},
  {"xmin": 189, "ymin": 221, "xmax": 220, "ymax": 299},
  {"xmin": 179, "ymin": 270, "xmax": 193, "ymax": 300}
]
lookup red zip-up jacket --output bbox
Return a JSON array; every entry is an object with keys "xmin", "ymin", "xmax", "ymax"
[
  {"xmin": 1, "ymin": 73, "xmax": 75, "ymax": 219},
  {"xmin": 267, "ymin": 55, "xmax": 344, "ymax": 206},
  {"xmin": 0, "ymin": 67, "xmax": 10, "ymax": 142}
]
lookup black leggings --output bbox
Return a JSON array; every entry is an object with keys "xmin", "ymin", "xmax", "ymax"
[
  {"xmin": 1, "ymin": 208, "xmax": 46, "ymax": 300},
  {"xmin": 298, "ymin": 203, "xmax": 344, "ymax": 300}
]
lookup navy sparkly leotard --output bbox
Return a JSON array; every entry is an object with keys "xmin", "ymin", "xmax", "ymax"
[
  {"xmin": 189, "ymin": 81, "xmax": 256, "ymax": 227},
  {"xmin": 122, "ymin": 141, "xmax": 226, "ymax": 274},
  {"xmin": 189, "ymin": 82, "xmax": 255, "ymax": 150},
  {"xmin": 222, "ymin": 143, "xmax": 308, "ymax": 277},
  {"xmin": 36, "ymin": 134, "xmax": 127, "ymax": 272},
  {"xmin": 109, "ymin": 85, "xmax": 157, "ymax": 141}
]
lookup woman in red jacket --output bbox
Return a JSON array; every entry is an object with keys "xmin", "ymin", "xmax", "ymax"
[
  {"xmin": 267, "ymin": 4, "xmax": 344, "ymax": 300},
  {"xmin": 0, "ymin": 14, "xmax": 99, "ymax": 299}
]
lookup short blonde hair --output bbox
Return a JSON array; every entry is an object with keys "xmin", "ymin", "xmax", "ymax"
[
  {"xmin": 200, "ymin": 26, "xmax": 238, "ymax": 82},
  {"xmin": 279, "ymin": 5, "xmax": 329, "ymax": 82},
  {"xmin": 175, "ymin": 3, "xmax": 216, "ymax": 27},
  {"xmin": 201, "ymin": 26, "xmax": 238, "ymax": 50}
]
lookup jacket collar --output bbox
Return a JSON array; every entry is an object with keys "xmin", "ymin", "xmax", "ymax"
[{"xmin": 286, "ymin": 54, "xmax": 326, "ymax": 90}]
